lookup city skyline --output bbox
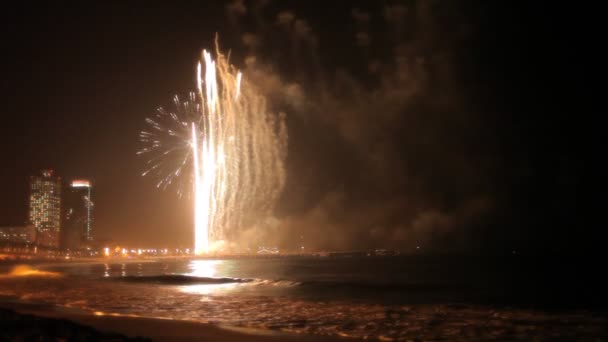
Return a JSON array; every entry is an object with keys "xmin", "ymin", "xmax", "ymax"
[{"xmin": 0, "ymin": 170, "xmax": 97, "ymax": 250}]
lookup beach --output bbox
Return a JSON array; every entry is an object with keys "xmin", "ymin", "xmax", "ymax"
[
  {"xmin": 1, "ymin": 300, "xmax": 343, "ymax": 342},
  {"xmin": 3, "ymin": 299, "xmax": 607, "ymax": 341},
  {"xmin": 1, "ymin": 257, "xmax": 608, "ymax": 341}
]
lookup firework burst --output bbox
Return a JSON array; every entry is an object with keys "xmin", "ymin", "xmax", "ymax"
[
  {"xmin": 140, "ymin": 47, "xmax": 287, "ymax": 254},
  {"xmin": 138, "ymin": 93, "xmax": 200, "ymax": 197}
]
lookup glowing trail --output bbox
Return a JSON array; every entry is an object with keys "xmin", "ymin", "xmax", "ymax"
[
  {"xmin": 191, "ymin": 123, "xmax": 207, "ymax": 253},
  {"xmin": 140, "ymin": 45, "xmax": 287, "ymax": 254},
  {"xmin": 235, "ymin": 72, "xmax": 242, "ymax": 100}
]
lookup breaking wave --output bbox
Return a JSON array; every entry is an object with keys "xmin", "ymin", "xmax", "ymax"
[
  {"xmin": 110, "ymin": 274, "xmax": 443, "ymax": 292},
  {"xmin": 1, "ymin": 265, "xmax": 61, "ymax": 278},
  {"xmin": 113, "ymin": 274, "xmax": 253, "ymax": 285}
]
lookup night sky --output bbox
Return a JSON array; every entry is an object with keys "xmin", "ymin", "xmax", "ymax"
[{"xmin": 0, "ymin": 1, "xmax": 601, "ymax": 253}]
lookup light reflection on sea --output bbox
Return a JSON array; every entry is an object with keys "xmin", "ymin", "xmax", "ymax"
[
  {"xmin": 179, "ymin": 259, "xmax": 240, "ymax": 295},
  {"xmin": 0, "ymin": 257, "xmax": 607, "ymax": 341}
]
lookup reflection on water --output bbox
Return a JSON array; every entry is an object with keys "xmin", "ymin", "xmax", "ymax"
[
  {"xmin": 2, "ymin": 265, "xmax": 61, "ymax": 278},
  {"xmin": 187, "ymin": 259, "xmax": 222, "ymax": 277},
  {"xmin": 180, "ymin": 259, "xmax": 239, "ymax": 295},
  {"xmin": 0, "ymin": 258, "xmax": 606, "ymax": 341},
  {"xmin": 181, "ymin": 282, "xmax": 240, "ymax": 295}
]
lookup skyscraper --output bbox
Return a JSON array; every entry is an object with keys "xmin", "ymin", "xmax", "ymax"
[
  {"xmin": 63, "ymin": 179, "xmax": 94, "ymax": 249},
  {"xmin": 0, "ymin": 225, "xmax": 36, "ymax": 244},
  {"xmin": 29, "ymin": 170, "xmax": 62, "ymax": 247}
]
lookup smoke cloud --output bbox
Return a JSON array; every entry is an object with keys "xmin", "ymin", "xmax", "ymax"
[{"xmin": 223, "ymin": 1, "xmax": 496, "ymax": 253}]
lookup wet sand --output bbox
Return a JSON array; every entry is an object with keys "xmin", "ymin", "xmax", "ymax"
[
  {"xmin": 0, "ymin": 301, "xmax": 344, "ymax": 342},
  {"xmin": 4, "ymin": 301, "xmax": 608, "ymax": 341}
]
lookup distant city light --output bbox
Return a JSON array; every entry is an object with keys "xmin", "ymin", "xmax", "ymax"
[{"xmin": 71, "ymin": 180, "xmax": 91, "ymax": 188}]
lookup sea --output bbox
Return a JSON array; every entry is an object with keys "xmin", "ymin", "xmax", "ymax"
[{"xmin": 1, "ymin": 255, "xmax": 607, "ymax": 340}]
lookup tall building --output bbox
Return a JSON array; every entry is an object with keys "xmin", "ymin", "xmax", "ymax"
[
  {"xmin": 29, "ymin": 170, "xmax": 62, "ymax": 247},
  {"xmin": 63, "ymin": 179, "xmax": 94, "ymax": 249},
  {"xmin": 0, "ymin": 225, "xmax": 36, "ymax": 244}
]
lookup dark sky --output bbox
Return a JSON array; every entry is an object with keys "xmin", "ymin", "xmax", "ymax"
[{"xmin": 0, "ymin": 1, "xmax": 601, "ymax": 253}]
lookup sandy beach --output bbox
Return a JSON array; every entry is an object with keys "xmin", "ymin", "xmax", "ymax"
[
  {"xmin": 0, "ymin": 300, "xmax": 344, "ymax": 342},
  {"xmin": 4, "ymin": 298, "xmax": 608, "ymax": 341}
]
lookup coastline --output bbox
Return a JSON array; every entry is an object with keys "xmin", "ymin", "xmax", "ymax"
[
  {"xmin": 0, "ymin": 299, "xmax": 344, "ymax": 342},
  {"xmin": 3, "ymin": 259, "xmax": 608, "ymax": 340}
]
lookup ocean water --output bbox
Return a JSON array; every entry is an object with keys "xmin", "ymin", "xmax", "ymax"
[{"xmin": 1, "ymin": 256, "xmax": 606, "ymax": 340}]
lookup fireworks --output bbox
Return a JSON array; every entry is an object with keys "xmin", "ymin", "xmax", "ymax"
[
  {"xmin": 140, "ymin": 47, "xmax": 287, "ymax": 254},
  {"xmin": 138, "ymin": 93, "xmax": 200, "ymax": 197}
]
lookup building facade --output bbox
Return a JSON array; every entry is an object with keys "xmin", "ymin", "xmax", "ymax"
[
  {"xmin": 0, "ymin": 225, "xmax": 36, "ymax": 244},
  {"xmin": 29, "ymin": 170, "xmax": 62, "ymax": 247},
  {"xmin": 62, "ymin": 179, "xmax": 94, "ymax": 249}
]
